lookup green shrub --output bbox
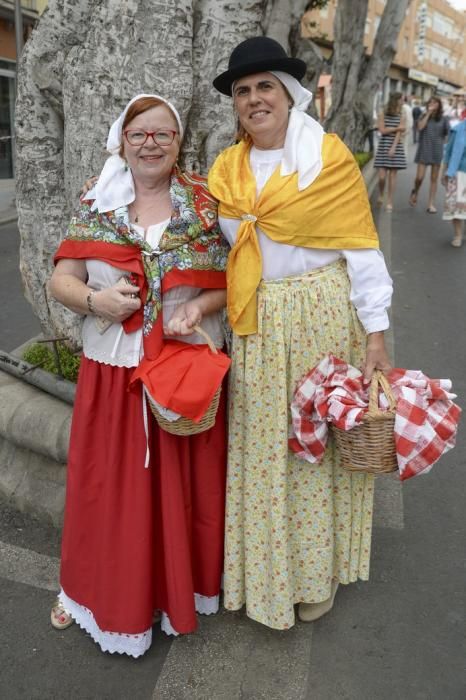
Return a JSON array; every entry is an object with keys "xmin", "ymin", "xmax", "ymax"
[
  {"xmin": 22, "ymin": 342, "xmax": 81, "ymax": 383},
  {"xmin": 354, "ymin": 151, "xmax": 373, "ymax": 170}
]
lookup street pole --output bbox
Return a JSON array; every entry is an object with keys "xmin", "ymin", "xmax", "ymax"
[{"xmin": 14, "ymin": 0, "xmax": 24, "ymax": 60}]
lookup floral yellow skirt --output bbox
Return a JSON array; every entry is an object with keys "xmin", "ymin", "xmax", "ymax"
[{"xmin": 224, "ymin": 259, "xmax": 374, "ymax": 630}]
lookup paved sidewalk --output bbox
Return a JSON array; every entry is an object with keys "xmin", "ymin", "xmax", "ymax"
[{"xmin": 0, "ymin": 179, "xmax": 16, "ymax": 225}]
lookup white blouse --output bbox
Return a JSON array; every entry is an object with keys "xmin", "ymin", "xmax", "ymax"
[
  {"xmin": 218, "ymin": 146, "xmax": 393, "ymax": 334},
  {"xmin": 82, "ymin": 219, "xmax": 224, "ymax": 367}
]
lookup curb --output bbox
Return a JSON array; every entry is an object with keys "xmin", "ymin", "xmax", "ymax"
[
  {"xmin": 362, "ymin": 157, "xmax": 377, "ymax": 198},
  {"xmin": 0, "ymin": 215, "xmax": 18, "ymax": 227}
]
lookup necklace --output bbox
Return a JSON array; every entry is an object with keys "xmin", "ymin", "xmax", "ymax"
[
  {"xmin": 132, "ymin": 203, "xmax": 155, "ymax": 223},
  {"xmin": 131, "ymin": 196, "xmax": 170, "ymax": 224}
]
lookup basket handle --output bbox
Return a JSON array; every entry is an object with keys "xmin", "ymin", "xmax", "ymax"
[
  {"xmin": 368, "ymin": 370, "xmax": 396, "ymax": 416},
  {"xmin": 192, "ymin": 324, "xmax": 218, "ymax": 354}
]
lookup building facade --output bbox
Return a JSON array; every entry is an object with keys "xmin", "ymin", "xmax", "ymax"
[
  {"xmin": 0, "ymin": 0, "xmax": 45, "ymax": 177},
  {"xmin": 303, "ymin": 0, "xmax": 466, "ymax": 118}
]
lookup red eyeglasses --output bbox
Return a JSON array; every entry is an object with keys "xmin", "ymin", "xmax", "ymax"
[{"xmin": 123, "ymin": 129, "xmax": 178, "ymax": 147}]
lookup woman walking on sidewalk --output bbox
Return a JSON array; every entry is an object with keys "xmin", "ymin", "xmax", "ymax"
[
  {"xmin": 441, "ymin": 118, "xmax": 466, "ymax": 247},
  {"xmin": 374, "ymin": 92, "xmax": 407, "ymax": 212},
  {"xmin": 409, "ymin": 97, "xmax": 449, "ymax": 213}
]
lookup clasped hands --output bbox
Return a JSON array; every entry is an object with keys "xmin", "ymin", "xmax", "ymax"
[
  {"xmin": 90, "ymin": 278, "xmax": 141, "ymax": 323},
  {"xmin": 164, "ymin": 299, "xmax": 203, "ymax": 336}
]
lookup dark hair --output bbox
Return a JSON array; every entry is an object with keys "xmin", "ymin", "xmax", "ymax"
[
  {"xmin": 427, "ymin": 96, "xmax": 443, "ymax": 122},
  {"xmin": 385, "ymin": 92, "xmax": 402, "ymax": 117},
  {"xmin": 118, "ymin": 97, "xmax": 178, "ymax": 156}
]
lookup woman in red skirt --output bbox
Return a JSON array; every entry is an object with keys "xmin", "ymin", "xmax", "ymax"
[{"xmin": 49, "ymin": 94, "xmax": 230, "ymax": 657}]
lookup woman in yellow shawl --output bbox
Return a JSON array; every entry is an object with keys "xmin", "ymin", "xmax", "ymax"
[{"xmin": 170, "ymin": 37, "xmax": 393, "ymax": 630}]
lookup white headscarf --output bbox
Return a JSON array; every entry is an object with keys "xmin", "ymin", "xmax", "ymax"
[
  {"xmin": 268, "ymin": 71, "xmax": 324, "ymax": 191},
  {"xmin": 90, "ymin": 93, "xmax": 183, "ymax": 213}
]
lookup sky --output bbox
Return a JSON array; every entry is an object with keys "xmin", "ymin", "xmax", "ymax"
[{"xmin": 447, "ymin": 0, "xmax": 466, "ymax": 10}]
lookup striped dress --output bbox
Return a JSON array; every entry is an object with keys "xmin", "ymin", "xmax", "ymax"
[
  {"xmin": 415, "ymin": 116, "xmax": 449, "ymax": 165},
  {"xmin": 374, "ymin": 114, "xmax": 407, "ymax": 170}
]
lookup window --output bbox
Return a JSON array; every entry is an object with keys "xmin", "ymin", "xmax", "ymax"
[
  {"xmin": 430, "ymin": 42, "xmax": 451, "ymax": 66},
  {"xmin": 432, "ymin": 12, "xmax": 454, "ymax": 38}
]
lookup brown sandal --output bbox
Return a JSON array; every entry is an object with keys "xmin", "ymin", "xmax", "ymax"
[
  {"xmin": 51, "ymin": 599, "xmax": 74, "ymax": 630},
  {"xmin": 409, "ymin": 190, "xmax": 417, "ymax": 207}
]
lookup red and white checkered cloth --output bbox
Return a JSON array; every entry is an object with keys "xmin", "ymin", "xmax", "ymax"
[{"xmin": 288, "ymin": 354, "xmax": 461, "ymax": 481}]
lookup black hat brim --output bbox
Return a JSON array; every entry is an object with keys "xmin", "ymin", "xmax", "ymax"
[{"xmin": 213, "ymin": 57, "xmax": 307, "ymax": 96}]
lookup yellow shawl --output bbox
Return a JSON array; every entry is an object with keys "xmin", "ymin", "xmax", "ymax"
[{"xmin": 208, "ymin": 133, "xmax": 379, "ymax": 335}]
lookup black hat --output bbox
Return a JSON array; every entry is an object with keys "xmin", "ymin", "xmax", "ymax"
[{"xmin": 213, "ymin": 36, "xmax": 306, "ymax": 96}]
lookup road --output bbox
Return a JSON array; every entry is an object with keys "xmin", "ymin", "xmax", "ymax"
[{"xmin": 0, "ymin": 221, "xmax": 42, "ymax": 352}]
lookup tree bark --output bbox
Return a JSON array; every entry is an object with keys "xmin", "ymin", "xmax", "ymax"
[
  {"xmin": 15, "ymin": 0, "xmax": 94, "ymax": 345},
  {"xmin": 324, "ymin": 0, "xmax": 411, "ymax": 152},
  {"xmin": 182, "ymin": 0, "xmax": 264, "ymax": 174}
]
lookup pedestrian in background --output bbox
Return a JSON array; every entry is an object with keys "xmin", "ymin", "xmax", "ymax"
[
  {"xmin": 412, "ymin": 100, "xmax": 422, "ymax": 144},
  {"xmin": 402, "ymin": 95, "xmax": 413, "ymax": 139},
  {"xmin": 441, "ymin": 118, "xmax": 466, "ymax": 247},
  {"xmin": 409, "ymin": 96, "xmax": 449, "ymax": 213},
  {"xmin": 374, "ymin": 92, "xmax": 407, "ymax": 212}
]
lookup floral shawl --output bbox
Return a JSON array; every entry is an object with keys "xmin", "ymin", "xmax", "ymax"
[{"xmin": 54, "ymin": 168, "xmax": 229, "ymax": 360}]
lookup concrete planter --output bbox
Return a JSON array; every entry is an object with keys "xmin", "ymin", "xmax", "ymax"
[{"xmin": 0, "ymin": 368, "xmax": 71, "ymax": 527}]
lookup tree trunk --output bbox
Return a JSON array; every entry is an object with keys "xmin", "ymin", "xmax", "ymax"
[
  {"xmin": 15, "ymin": 0, "xmax": 93, "ymax": 345},
  {"xmin": 324, "ymin": 0, "xmax": 411, "ymax": 152},
  {"xmin": 182, "ymin": 0, "xmax": 264, "ymax": 174}
]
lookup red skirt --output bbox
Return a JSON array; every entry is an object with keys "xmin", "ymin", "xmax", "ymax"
[{"xmin": 60, "ymin": 357, "xmax": 227, "ymax": 652}]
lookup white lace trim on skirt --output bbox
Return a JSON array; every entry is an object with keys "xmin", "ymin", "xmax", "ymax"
[
  {"xmin": 161, "ymin": 593, "xmax": 220, "ymax": 637},
  {"xmin": 58, "ymin": 589, "xmax": 152, "ymax": 658},
  {"xmin": 59, "ymin": 589, "xmax": 220, "ymax": 650}
]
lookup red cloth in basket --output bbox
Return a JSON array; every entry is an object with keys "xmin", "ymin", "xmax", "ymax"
[
  {"xmin": 289, "ymin": 354, "xmax": 461, "ymax": 480},
  {"xmin": 132, "ymin": 340, "xmax": 231, "ymax": 422}
]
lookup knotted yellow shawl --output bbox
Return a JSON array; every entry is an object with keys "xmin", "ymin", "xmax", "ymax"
[{"xmin": 208, "ymin": 133, "xmax": 379, "ymax": 336}]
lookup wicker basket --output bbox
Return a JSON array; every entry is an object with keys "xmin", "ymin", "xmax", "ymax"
[
  {"xmin": 148, "ymin": 325, "xmax": 221, "ymax": 436},
  {"xmin": 331, "ymin": 370, "xmax": 398, "ymax": 475}
]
